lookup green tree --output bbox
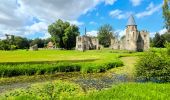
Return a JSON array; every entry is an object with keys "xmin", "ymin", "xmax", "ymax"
[
  {"xmin": 163, "ymin": 0, "xmax": 170, "ymax": 32},
  {"xmin": 0, "ymin": 40, "xmax": 10, "ymax": 50},
  {"xmin": 97, "ymin": 24, "xmax": 114, "ymax": 47},
  {"xmin": 63, "ymin": 25, "xmax": 79, "ymax": 50},
  {"xmin": 14, "ymin": 36, "xmax": 30, "ymax": 49},
  {"xmin": 30, "ymin": 38, "xmax": 44, "ymax": 48},
  {"xmin": 153, "ymin": 33, "xmax": 165, "ymax": 48},
  {"xmin": 48, "ymin": 19, "xmax": 79, "ymax": 49},
  {"xmin": 162, "ymin": 32, "xmax": 170, "ymax": 42}
]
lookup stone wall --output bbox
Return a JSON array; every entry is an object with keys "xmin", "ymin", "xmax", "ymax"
[{"xmin": 76, "ymin": 35, "xmax": 99, "ymax": 51}]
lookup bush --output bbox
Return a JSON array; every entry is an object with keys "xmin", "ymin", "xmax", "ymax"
[
  {"xmin": 135, "ymin": 51, "xmax": 170, "ymax": 82},
  {"xmin": 165, "ymin": 42, "xmax": 170, "ymax": 56}
]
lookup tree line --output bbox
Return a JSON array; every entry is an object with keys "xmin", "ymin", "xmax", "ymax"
[{"xmin": 0, "ymin": 36, "xmax": 51, "ymax": 50}]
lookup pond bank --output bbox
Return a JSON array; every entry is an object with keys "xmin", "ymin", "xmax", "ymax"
[{"xmin": 0, "ymin": 57, "xmax": 138, "ymax": 93}]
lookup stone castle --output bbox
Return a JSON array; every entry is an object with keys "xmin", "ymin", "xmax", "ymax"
[
  {"xmin": 76, "ymin": 15, "xmax": 150, "ymax": 51},
  {"xmin": 76, "ymin": 35, "xmax": 99, "ymax": 51},
  {"xmin": 110, "ymin": 15, "xmax": 150, "ymax": 51}
]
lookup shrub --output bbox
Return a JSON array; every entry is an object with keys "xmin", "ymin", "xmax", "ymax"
[
  {"xmin": 135, "ymin": 51, "xmax": 170, "ymax": 82},
  {"xmin": 165, "ymin": 42, "xmax": 170, "ymax": 56}
]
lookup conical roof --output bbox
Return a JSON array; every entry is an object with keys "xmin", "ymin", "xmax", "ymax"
[{"xmin": 127, "ymin": 15, "xmax": 136, "ymax": 26}]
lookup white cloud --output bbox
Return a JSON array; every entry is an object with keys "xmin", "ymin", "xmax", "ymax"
[
  {"xmin": 109, "ymin": 9, "xmax": 132, "ymax": 19},
  {"xmin": 150, "ymin": 28, "xmax": 167, "ymax": 37},
  {"xmin": 115, "ymin": 29, "xmax": 126, "ymax": 38},
  {"xmin": 69, "ymin": 20, "xmax": 84, "ymax": 26},
  {"xmin": 0, "ymin": 22, "xmax": 49, "ymax": 39},
  {"xmin": 146, "ymin": 2, "xmax": 154, "ymax": 10},
  {"xmin": 136, "ymin": 2, "xmax": 162, "ymax": 18},
  {"xmin": 159, "ymin": 28, "xmax": 167, "ymax": 35},
  {"xmin": 104, "ymin": 0, "xmax": 117, "ymax": 5},
  {"xmin": 18, "ymin": 0, "xmax": 101, "ymax": 22},
  {"xmin": 86, "ymin": 30, "xmax": 98, "ymax": 36},
  {"xmin": 25, "ymin": 22, "xmax": 48, "ymax": 33},
  {"xmin": 0, "ymin": 0, "xmax": 103, "ymax": 39},
  {"xmin": 130, "ymin": 0, "xmax": 143, "ymax": 6},
  {"xmin": 0, "ymin": 0, "xmax": 29, "ymax": 29},
  {"xmin": 109, "ymin": 9, "xmax": 122, "ymax": 17},
  {"xmin": 89, "ymin": 21, "xmax": 97, "ymax": 25}
]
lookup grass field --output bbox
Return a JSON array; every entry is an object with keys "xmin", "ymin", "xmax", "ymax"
[
  {"xmin": 0, "ymin": 49, "xmax": 118, "ymax": 63},
  {"xmin": 73, "ymin": 82, "xmax": 170, "ymax": 100},
  {"xmin": 1, "ymin": 48, "xmax": 169, "ymax": 100},
  {"xmin": 1, "ymin": 81, "xmax": 170, "ymax": 100},
  {"xmin": 0, "ymin": 49, "xmax": 126, "ymax": 77}
]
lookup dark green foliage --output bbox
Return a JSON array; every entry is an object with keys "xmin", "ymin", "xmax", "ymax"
[
  {"xmin": 162, "ymin": 0, "xmax": 170, "ymax": 32},
  {"xmin": 48, "ymin": 19, "xmax": 79, "ymax": 49},
  {"xmin": 165, "ymin": 42, "xmax": 170, "ymax": 55},
  {"xmin": 161, "ymin": 32, "xmax": 170, "ymax": 42},
  {"xmin": 97, "ymin": 24, "xmax": 114, "ymax": 47},
  {"xmin": 135, "ymin": 51, "xmax": 170, "ymax": 82},
  {"xmin": 30, "ymin": 38, "xmax": 45, "ymax": 48},
  {"xmin": 151, "ymin": 32, "xmax": 170, "ymax": 48},
  {"xmin": 0, "ymin": 36, "xmax": 30, "ymax": 50},
  {"xmin": 152, "ymin": 33, "xmax": 165, "ymax": 48},
  {"xmin": 14, "ymin": 36, "xmax": 30, "ymax": 49},
  {"xmin": 0, "ymin": 40, "xmax": 10, "ymax": 50},
  {"xmin": 63, "ymin": 25, "xmax": 79, "ymax": 50}
]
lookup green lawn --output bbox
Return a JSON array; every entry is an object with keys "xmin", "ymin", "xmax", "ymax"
[
  {"xmin": 1, "ymin": 81, "xmax": 170, "ymax": 100},
  {"xmin": 1, "ymin": 49, "xmax": 170, "ymax": 100},
  {"xmin": 73, "ymin": 82, "xmax": 170, "ymax": 100},
  {"xmin": 0, "ymin": 49, "xmax": 120, "ymax": 63},
  {"xmin": 0, "ymin": 49, "xmax": 127, "ymax": 77}
]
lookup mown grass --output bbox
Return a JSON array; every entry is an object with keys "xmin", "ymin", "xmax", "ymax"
[
  {"xmin": 72, "ymin": 82, "xmax": 170, "ymax": 100},
  {"xmin": 0, "ymin": 49, "xmax": 125, "ymax": 77},
  {"xmin": 1, "ymin": 82, "xmax": 170, "ymax": 100}
]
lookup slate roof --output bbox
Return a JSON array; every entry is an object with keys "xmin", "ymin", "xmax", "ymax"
[{"xmin": 127, "ymin": 15, "xmax": 136, "ymax": 26}]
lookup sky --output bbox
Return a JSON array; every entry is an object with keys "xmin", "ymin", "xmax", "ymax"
[{"xmin": 0, "ymin": 0, "xmax": 167, "ymax": 39}]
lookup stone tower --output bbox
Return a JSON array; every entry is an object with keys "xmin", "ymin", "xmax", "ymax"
[{"xmin": 125, "ymin": 15, "xmax": 138, "ymax": 51}]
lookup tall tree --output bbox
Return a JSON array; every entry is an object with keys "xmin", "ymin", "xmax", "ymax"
[
  {"xmin": 14, "ymin": 36, "xmax": 30, "ymax": 49},
  {"xmin": 63, "ymin": 25, "xmax": 79, "ymax": 50},
  {"xmin": 163, "ymin": 0, "xmax": 170, "ymax": 32},
  {"xmin": 153, "ymin": 33, "xmax": 165, "ymax": 48},
  {"xmin": 97, "ymin": 24, "xmax": 114, "ymax": 47},
  {"xmin": 162, "ymin": 32, "xmax": 170, "ymax": 42},
  {"xmin": 48, "ymin": 19, "xmax": 79, "ymax": 49}
]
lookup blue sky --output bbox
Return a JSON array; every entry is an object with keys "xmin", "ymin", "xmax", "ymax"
[{"xmin": 0, "ymin": 0, "xmax": 166, "ymax": 39}]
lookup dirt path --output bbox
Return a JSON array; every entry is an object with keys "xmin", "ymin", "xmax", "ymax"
[{"xmin": 108, "ymin": 56, "xmax": 138, "ymax": 81}]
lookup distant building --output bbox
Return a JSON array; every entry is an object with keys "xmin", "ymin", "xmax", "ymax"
[
  {"xmin": 76, "ymin": 35, "xmax": 99, "ymax": 51},
  {"xmin": 47, "ymin": 41, "xmax": 54, "ymax": 49},
  {"xmin": 110, "ymin": 15, "xmax": 150, "ymax": 51},
  {"xmin": 29, "ymin": 44, "xmax": 38, "ymax": 51}
]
